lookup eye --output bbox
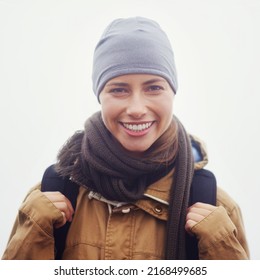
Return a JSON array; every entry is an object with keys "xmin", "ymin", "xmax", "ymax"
[
  {"xmin": 150, "ymin": 85, "xmax": 162, "ymax": 90},
  {"xmin": 109, "ymin": 88, "xmax": 128, "ymax": 95},
  {"xmin": 146, "ymin": 85, "xmax": 164, "ymax": 93}
]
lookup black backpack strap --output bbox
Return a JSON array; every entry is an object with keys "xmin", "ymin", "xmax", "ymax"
[
  {"xmin": 186, "ymin": 169, "xmax": 217, "ymax": 260},
  {"xmin": 41, "ymin": 164, "xmax": 79, "ymax": 260},
  {"xmin": 41, "ymin": 165, "xmax": 216, "ymax": 260}
]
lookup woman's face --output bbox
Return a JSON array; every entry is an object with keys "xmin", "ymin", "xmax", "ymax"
[{"xmin": 99, "ymin": 74, "xmax": 174, "ymax": 156}]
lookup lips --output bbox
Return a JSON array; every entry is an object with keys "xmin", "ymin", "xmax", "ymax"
[{"xmin": 121, "ymin": 121, "xmax": 153, "ymax": 133}]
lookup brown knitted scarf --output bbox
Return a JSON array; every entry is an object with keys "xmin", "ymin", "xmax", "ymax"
[{"xmin": 55, "ymin": 111, "xmax": 194, "ymax": 259}]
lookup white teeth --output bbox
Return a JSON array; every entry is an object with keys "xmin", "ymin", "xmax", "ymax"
[{"xmin": 122, "ymin": 122, "xmax": 153, "ymax": 132}]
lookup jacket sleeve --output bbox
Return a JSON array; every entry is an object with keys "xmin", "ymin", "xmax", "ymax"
[
  {"xmin": 191, "ymin": 187, "xmax": 250, "ymax": 260},
  {"xmin": 2, "ymin": 185, "xmax": 64, "ymax": 260}
]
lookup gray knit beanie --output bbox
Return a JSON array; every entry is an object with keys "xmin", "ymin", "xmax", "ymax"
[{"xmin": 92, "ymin": 17, "xmax": 178, "ymax": 101}]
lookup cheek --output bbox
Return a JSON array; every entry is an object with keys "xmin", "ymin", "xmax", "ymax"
[
  {"xmin": 158, "ymin": 96, "xmax": 174, "ymax": 119},
  {"xmin": 100, "ymin": 106, "xmax": 110, "ymax": 128},
  {"xmin": 156, "ymin": 98, "xmax": 174, "ymax": 133},
  {"xmin": 100, "ymin": 102, "xmax": 119, "ymax": 131}
]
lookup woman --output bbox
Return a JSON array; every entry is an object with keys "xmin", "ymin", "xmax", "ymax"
[{"xmin": 2, "ymin": 17, "xmax": 249, "ymax": 260}]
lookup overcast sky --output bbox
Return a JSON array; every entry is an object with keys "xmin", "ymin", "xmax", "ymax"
[{"xmin": 0, "ymin": 0, "xmax": 259, "ymax": 259}]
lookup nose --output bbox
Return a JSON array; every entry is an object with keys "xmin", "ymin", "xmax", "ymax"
[{"xmin": 126, "ymin": 93, "xmax": 148, "ymax": 119}]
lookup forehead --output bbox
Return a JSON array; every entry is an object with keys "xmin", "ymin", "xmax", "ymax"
[{"xmin": 105, "ymin": 74, "xmax": 169, "ymax": 86}]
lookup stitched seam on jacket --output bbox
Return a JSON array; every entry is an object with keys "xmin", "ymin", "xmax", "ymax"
[
  {"xmin": 199, "ymin": 229, "xmax": 234, "ymax": 253},
  {"xmin": 19, "ymin": 209, "xmax": 53, "ymax": 238}
]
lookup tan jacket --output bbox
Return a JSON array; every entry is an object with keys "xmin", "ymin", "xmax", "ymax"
[{"xmin": 2, "ymin": 138, "xmax": 250, "ymax": 260}]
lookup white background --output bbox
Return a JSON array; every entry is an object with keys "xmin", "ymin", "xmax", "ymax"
[{"xmin": 0, "ymin": 0, "xmax": 259, "ymax": 259}]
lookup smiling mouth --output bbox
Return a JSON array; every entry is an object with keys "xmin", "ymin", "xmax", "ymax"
[{"xmin": 121, "ymin": 122, "xmax": 154, "ymax": 132}]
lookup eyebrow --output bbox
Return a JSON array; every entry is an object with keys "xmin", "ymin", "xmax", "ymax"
[
  {"xmin": 142, "ymin": 78, "xmax": 167, "ymax": 85},
  {"xmin": 105, "ymin": 82, "xmax": 129, "ymax": 87},
  {"xmin": 105, "ymin": 78, "xmax": 167, "ymax": 88}
]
